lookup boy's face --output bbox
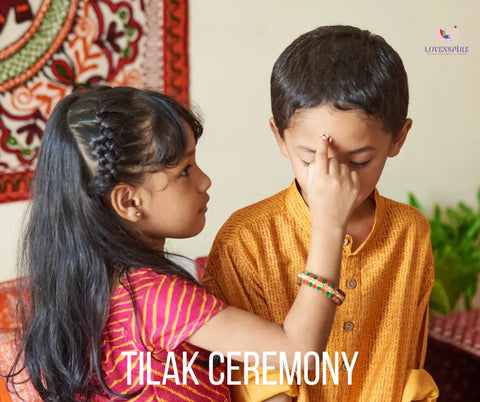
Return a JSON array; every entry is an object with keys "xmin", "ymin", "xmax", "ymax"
[{"xmin": 271, "ymin": 104, "xmax": 411, "ymax": 209}]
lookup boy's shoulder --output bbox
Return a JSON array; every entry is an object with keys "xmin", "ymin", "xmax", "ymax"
[
  {"xmin": 216, "ymin": 186, "xmax": 291, "ymax": 239},
  {"xmin": 378, "ymin": 192, "xmax": 430, "ymax": 234}
]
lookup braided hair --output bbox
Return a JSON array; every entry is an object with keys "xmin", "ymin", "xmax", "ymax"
[{"xmin": 8, "ymin": 87, "xmax": 203, "ymax": 401}]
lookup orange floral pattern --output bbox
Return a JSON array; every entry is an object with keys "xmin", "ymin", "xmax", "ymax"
[{"xmin": 0, "ymin": 0, "xmax": 189, "ymax": 203}]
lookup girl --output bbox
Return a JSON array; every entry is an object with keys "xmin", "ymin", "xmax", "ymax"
[{"xmin": 8, "ymin": 87, "xmax": 358, "ymax": 401}]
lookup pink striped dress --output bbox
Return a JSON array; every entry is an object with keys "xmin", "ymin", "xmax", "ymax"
[{"xmin": 100, "ymin": 268, "xmax": 230, "ymax": 401}]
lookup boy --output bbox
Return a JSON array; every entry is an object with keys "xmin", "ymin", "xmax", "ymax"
[{"xmin": 206, "ymin": 26, "xmax": 439, "ymax": 401}]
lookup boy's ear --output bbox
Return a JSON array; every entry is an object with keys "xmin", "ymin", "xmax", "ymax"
[
  {"xmin": 109, "ymin": 183, "xmax": 142, "ymax": 223},
  {"xmin": 388, "ymin": 118, "xmax": 412, "ymax": 157},
  {"xmin": 269, "ymin": 117, "xmax": 289, "ymax": 158}
]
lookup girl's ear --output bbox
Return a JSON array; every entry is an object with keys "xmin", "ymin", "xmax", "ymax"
[
  {"xmin": 388, "ymin": 118, "xmax": 412, "ymax": 157},
  {"xmin": 109, "ymin": 183, "xmax": 142, "ymax": 223},
  {"xmin": 269, "ymin": 117, "xmax": 289, "ymax": 158}
]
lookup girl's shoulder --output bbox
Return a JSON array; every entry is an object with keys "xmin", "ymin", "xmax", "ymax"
[
  {"xmin": 107, "ymin": 267, "xmax": 226, "ymax": 350},
  {"xmin": 114, "ymin": 267, "xmax": 195, "ymax": 296},
  {"xmin": 111, "ymin": 268, "xmax": 221, "ymax": 313}
]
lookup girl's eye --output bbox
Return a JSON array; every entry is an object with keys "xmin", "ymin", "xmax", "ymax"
[
  {"xmin": 302, "ymin": 161, "xmax": 311, "ymax": 167},
  {"xmin": 349, "ymin": 160, "xmax": 370, "ymax": 169},
  {"xmin": 180, "ymin": 165, "xmax": 192, "ymax": 177}
]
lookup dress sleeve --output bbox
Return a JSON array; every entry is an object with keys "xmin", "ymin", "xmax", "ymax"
[
  {"xmin": 136, "ymin": 273, "xmax": 227, "ymax": 352},
  {"xmin": 205, "ymin": 232, "xmax": 299, "ymax": 401}
]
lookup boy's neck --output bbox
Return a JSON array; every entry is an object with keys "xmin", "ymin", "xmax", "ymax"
[
  {"xmin": 345, "ymin": 195, "xmax": 376, "ymax": 252},
  {"xmin": 297, "ymin": 180, "xmax": 376, "ymax": 250}
]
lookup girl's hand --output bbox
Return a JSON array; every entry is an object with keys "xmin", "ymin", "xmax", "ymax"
[{"xmin": 306, "ymin": 134, "xmax": 359, "ymax": 230}]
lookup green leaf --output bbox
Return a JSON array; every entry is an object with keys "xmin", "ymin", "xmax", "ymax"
[
  {"xmin": 458, "ymin": 202, "xmax": 474, "ymax": 218},
  {"xmin": 464, "ymin": 279, "xmax": 478, "ymax": 310},
  {"xmin": 466, "ymin": 219, "xmax": 480, "ymax": 240},
  {"xmin": 409, "ymin": 188, "xmax": 480, "ymax": 314},
  {"xmin": 429, "ymin": 280, "xmax": 451, "ymax": 314},
  {"xmin": 433, "ymin": 204, "xmax": 442, "ymax": 223},
  {"xmin": 408, "ymin": 192, "xmax": 422, "ymax": 211}
]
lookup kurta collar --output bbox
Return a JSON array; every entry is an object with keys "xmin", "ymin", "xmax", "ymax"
[{"xmin": 284, "ymin": 179, "xmax": 385, "ymax": 255}]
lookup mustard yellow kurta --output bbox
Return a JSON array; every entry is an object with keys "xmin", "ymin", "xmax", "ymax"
[{"xmin": 205, "ymin": 181, "xmax": 438, "ymax": 402}]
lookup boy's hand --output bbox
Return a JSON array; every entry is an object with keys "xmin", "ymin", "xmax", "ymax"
[{"xmin": 306, "ymin": 134, "xmax": 359, "ymax": 230}]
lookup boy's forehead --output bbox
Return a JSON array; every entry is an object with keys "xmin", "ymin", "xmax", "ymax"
[
  {"xmin": 287, "ymin": 106, "xmax": 384, "ymax": 139},
  {"xmin": 285, "ymin": 107, "xmax": 389, "ymax": 151}
]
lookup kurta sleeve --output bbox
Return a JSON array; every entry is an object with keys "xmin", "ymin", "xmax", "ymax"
[
  {"xmin": 402, "ymin": 227, "xmax": 439, "ymax": 402},
  {"xmin": 205, "ymin": 231, "xmax": 299, "ymax": 401}
]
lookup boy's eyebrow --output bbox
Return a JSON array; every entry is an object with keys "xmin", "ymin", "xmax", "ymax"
[
  {"xmin": 347, "ymin": 146, "xmax": 376, "ymax": 155},
  {"xmin": 296, "ymin": 145, "xmax": 375, "ymax": 154}
]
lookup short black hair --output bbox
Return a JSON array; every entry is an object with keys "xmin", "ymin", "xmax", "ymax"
[{"xmin": 271, "ymin": 25, "xmax": 409, "ymax": 137}]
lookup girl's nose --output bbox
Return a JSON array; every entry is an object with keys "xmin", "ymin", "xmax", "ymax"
[{"xmin": 199, "ymin": 168, "xmax": 211, "ymax": 192}]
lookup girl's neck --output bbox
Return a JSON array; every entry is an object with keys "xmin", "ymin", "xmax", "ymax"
[{"xmin": 143, "ymin": 234, "xmax": 166, "ymax": 251}]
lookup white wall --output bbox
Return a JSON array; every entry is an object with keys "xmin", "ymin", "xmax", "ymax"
[{"xmin": 1, "ymin": 0, "xmax": 479, "ymax": 283}]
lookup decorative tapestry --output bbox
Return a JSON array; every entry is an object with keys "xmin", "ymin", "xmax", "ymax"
[{"xmin": 0, "ymin": 0, "xmax": 189, "ymax": 203}]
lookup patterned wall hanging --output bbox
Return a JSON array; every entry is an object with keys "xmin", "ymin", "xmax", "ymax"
[{"xmin": 0, "ymin": 0, "xmax": 189, "ymax": 204}]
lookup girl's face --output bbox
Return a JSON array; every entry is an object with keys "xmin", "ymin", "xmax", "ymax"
[{"xmin": 136, "ymin": 126, "xmax": 211, "ymax": 242}]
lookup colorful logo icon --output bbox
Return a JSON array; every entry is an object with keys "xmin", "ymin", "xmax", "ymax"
[{"xmin": 438, "ymin": 27, "xmax": 456, "ymax": 42}]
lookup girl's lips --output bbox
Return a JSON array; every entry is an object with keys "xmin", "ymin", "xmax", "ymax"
[{"xmin": 200, "ymin": 196, "xmax": 209, "ymax": 212}]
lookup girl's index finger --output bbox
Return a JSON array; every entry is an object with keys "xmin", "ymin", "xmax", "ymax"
[{"xmin": 315, "ymin": 134, "xmax": 332, "ymax": 174}]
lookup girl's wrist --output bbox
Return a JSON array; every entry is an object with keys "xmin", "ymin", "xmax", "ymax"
[{"xmin": 311, "ymin": 218, "xmax": 347, "ymax": 236}]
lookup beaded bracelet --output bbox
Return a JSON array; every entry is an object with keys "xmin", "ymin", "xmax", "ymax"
[{"xmin": 296, "ymin": 271, "xmax": 346, "ymax": 306}]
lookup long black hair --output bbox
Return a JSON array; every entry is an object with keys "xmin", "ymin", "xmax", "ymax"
[{"xmin": 7, "ymin": 87, "xmax": 203, "ymax": 401}]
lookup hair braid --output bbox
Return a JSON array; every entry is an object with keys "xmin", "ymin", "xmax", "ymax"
[{"xmin": 88, "ymin": 110, "xmax": 120, "ymax": 195}]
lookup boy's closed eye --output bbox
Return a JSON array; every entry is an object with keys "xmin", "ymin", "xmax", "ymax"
[
  {"xmin": 301, "ymin": 159, "xmax": 371, "ymax": 168},
  {"xmin": 349, "ymin": 159, "xmax": 371, "ymax": 169}
]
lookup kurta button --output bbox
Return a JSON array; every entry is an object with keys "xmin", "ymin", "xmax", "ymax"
[
  {"xmin": 341, "ymin": 362, "xmax": 348, "ymax": 371},
  {"xmin": 343, "ymin": 321, "xmax": 354, "ymax": 331},
  {"xmin": 343, "ymin": 237, "xmax": 349, "ymax": 246},
  {"xmin": 347, "ymin": 279, "xmax": 357, "ymax": 289}
]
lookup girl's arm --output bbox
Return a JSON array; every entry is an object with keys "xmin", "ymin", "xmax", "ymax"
[{"xmin": 188, "ymin": 135, "xmax": 359, "ymax": 368}]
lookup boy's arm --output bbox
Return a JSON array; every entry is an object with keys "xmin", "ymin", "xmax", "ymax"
[
  {"xmin": 402, "ymin": 227, "xmax": 439, "ymax": 402},
  {"xmin": 412, "ymin": 228, "xmax": 435, "ymax": 369},
  {"xmin": 205, "ymin": 232, "xmax": 299, "ymax": 401},
  {"xmin": 204, "ymin": 232, "xmax": 269, "ymax": 317}
]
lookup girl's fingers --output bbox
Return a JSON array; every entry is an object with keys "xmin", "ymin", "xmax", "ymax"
[
  {"xmin": 339, "ymin": 162, "xmax": 350, "ymax": 177},
  {"xmin": 351, "ymin": 170, "xmax": 360, "ymax": 192},
  {"xmin": 328, "ymin": 157, "xmax": 340, "ymax": 176}
]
